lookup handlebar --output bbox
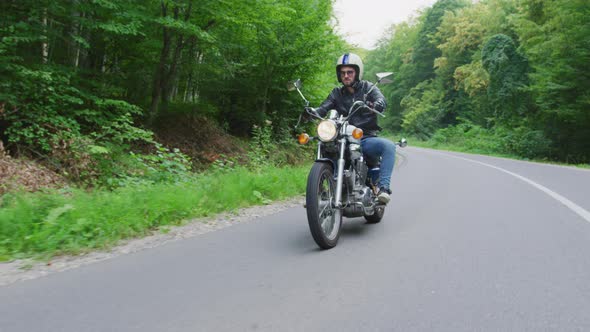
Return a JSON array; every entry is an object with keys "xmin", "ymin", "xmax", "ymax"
[{"xmin": 346, "ymin": 101, "xmax": 385, "ymax": 120}]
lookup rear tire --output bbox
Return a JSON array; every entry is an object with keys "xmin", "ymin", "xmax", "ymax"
[{"xmin": 306, "ymin": 162, "xmax": 342, "ymax": 249}]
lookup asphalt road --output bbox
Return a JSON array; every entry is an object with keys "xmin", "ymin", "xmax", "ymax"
[{"xmin": 2, "ymin": 147, "xmax": 590, "ymax": 331}]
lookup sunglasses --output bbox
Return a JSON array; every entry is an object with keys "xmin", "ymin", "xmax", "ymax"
[{"xmin": 340, "ymin": 70, "xmax": 355, "ymax": 77}]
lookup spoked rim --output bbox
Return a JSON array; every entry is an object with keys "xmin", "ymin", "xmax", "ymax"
[{"xmin": 316, "ymin": 171, "xmax": 341, "ymax": 240}]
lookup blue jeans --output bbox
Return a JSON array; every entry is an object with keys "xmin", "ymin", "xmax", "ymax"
[{"xmin": 361, "ymin": 137, "xmax": 396, "ymax": 191}]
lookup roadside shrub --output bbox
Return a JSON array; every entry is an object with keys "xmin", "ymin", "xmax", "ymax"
[
  {"xmin": 246, "ymin": 123, "xmax": 312, "ymax": 170},
  {"xmin": 431, "ymin": 122, "xmax": 503, "ymax": 154},
  {"xmin": 0, "ymin": 64, "xmax": 176, "ymax": 187},
  {"xmin": 501, "ymin": 126, "xmax": 552, "ymax": 159},
  {"xmin": 425, "ymin": 122, "xmax": 552, "ymax": 160},
  {"xmin": 1, "ymin": 68, "xmax": 84, "ymax": 154},
  {"xmin": 248, "ymin": 124, "xmax": 274, "ymax": 170}
]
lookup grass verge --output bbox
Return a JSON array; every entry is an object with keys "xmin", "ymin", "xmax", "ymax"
[
  {"xmin": 0, "ymin": 165, "xmax": 309, "ymax": 261},
  {"xmin": 391, "ymin": 133, "xmax": 590, "ymax": 169}
]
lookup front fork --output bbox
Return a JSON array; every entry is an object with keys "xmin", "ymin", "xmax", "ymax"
[
  {"xmin": 316, "ymin": 138, "xmax": 347, "ymax": 208},
  {"xmin": 334, "ymin": 138, "xmax": 347, "ymax": 208}
]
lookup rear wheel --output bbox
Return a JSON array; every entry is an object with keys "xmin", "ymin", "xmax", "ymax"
[{"xmin": 306, "ymin": 162, "xmax": 342, "ymax": 249}]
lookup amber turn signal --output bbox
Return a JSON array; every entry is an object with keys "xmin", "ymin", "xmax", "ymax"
[
  {"xmin": 298, "ymin": 133, "xmax": 310, "ymax": 145},
  {"xmin": 352, "ymin": 128, "xmax": 363, "ymax": 139}
]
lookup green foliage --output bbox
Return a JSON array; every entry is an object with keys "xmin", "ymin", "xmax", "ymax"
[
  {"xmin": 129, "ymin": 143, "xmax": 192, "ymax": 183},
  {"xmin": 365, "ymin": 22, "xmax": 420, "ymax": 132},
  {"xmin": 196, "ymin": 0, "xmax": 343, "ymax": 135},
  {"xmin": 247, "ymin": 124, "xmax": 275, "ymax": 170},
  {"xmin": 453, "ymin": 61, "xmax": 489, "ymax": 97},
  {"xmin": 246, "ymin": 123, "xmax": 312, "ymax": 171},
  {"xmin": 0, "ymin": 165, "xmax": 309, "ymax": 261},
  {"xmin": 410, "ymin": 0, "xmax": 470, "ymax": 84},
  {"xmin": 501, "ymin": 126, "xmax": 551, "ymax": 158},
  {"xmin": 401, "ymin": 81, "xmax": 446, "ymax": 139},
  {"xmin": 1, "ymin": 67, "xmax": 83, "ymax": 152},
  {"xmin": 208, "ymin": 154, "xmax": 240, "ymax": 173},
  {"xmin": 427, "ymin": 121, "xmax": 551, "ymax": 158},
  {"xmin": 0, "ymin": 60, "xmax": 163, "ymax": 184},
  {"xmin": 0, "ymin": 0, "xmax": 342, "ymax": 154},
  {"xmin": 365, "ymin": 0, "xmax": 589, "ymax": 162},
  {"xmin": 482, "ymin": 34, "xmax": 530, "ymax": 120},
  {"xmin": 430, "ymin": 122, "xmax": 506, "ymax": 153},
  {"xmin": 514, "ymin": 0, "xmax": 590, "ymax": 162},
  {"xmin": 0, "ymin": 0, "xmax": 344, "ymax": 191}
]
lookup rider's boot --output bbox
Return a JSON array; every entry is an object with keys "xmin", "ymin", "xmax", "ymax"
[{"xmin": 377, "ymin": 187, "xmax": 391, "ymax": 204}]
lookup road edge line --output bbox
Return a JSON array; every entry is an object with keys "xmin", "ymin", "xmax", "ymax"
[{"xmin": 433, "ymin": 151, "xmax": 590, "ymax": 224}]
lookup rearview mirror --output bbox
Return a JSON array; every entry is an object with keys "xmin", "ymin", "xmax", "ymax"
[
  {"xmin": 376, "ymin": 72, "xmax": 393, "ymax": 84},
  {"xmin": 398, "ymin": 138, "xmax": 407, "ymax": 148},
  {"xmin": 287, "ymin": 79, "xmax": 302, "ymax": 91}
]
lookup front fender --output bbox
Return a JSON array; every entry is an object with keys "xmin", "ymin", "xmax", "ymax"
[{"xmin": 314, "ymin": 158, "xmax": 335, "ymax": 172}]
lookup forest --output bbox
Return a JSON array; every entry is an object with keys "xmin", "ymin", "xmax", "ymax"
[
  {"xmin": 365, "ymin": 0, "xmax": 589, "ymax": 163},
  {"xmin": 1, "ymin": 0, "xmax": 344, "ymax": 188},
  {"xmin": 2, "ymin": 0, "xmax": 589, "ymax": 188}
]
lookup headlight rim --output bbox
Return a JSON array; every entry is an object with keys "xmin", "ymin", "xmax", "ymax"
[{"xmin": 317, "ymin": 120, "xmax": 338, "ymax": 142}]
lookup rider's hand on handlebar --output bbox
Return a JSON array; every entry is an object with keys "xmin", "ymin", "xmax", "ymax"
[
  {"xmin": 361, "ymin": 101, "xmax": 385, "ymax": 117},
  {"xmin": 304, "ymin": 107, "xmax": 320, "ymax": 120}
]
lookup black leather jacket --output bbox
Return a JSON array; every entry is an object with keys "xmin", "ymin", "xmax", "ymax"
[{"xmin": 315, "ymin": 80, "xmax": 386, "ymax": 137}]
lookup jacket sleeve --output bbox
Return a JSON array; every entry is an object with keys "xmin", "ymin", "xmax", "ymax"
[{"xmin": 315, "ymin": 88, "xmax": 339, "ymax": 117}]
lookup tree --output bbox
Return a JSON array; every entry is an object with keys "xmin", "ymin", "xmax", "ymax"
[
  {"xmin": 481, "ymin": 34, "xmax": 530, "ymax": 120},
  {"xmin": 409, "ymin": 0, "xmax": 469, "ymax": 85},
  {"xmin": 515, "ymin": 0, "xmax": 590, "ymax": 161},
  {"xmin": 0, "ymin": 0, "xmax": 346, "ymax": 182},
  {"xmin": 365, "ymin": 22, "xmax": 420, "ymax": 132}
]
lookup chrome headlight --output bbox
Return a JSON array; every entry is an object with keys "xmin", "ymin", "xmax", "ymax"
[{"xmin": 317, "ymin": 120, "xmax": 338, "ymax": 142}]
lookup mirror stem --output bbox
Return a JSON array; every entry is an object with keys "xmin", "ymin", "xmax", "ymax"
[{"xmin": 297, "ymin": 88, "xmax": 309, "ymax": 107}]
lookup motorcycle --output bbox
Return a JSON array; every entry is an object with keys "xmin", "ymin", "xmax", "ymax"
[{"xmin": 289, "ymin": 72, "xmax": 407, "ymax": 249}]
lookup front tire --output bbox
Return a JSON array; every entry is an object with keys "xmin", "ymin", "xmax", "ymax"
[{"xmin": 306, "ymin": 162, "xmax": 342, "ymax": 249}]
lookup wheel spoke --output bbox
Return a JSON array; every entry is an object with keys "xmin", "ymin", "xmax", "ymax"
[
  {"xmin": 317, "ymin": 174, "xmax": 335, "ymax": 237},
  {"xmin": 318, "ymin": 198, "xmax": 331, "ymax": 216}
]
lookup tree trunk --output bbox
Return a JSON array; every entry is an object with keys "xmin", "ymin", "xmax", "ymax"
[
  {"xmin": 150, "ymin": 0, "xmax": 215, "ymax": 119},
  {"xmin": 101, "ymin": 54, "xmax": 107, "ymax": 73},
  {"xmin": 193, "ymin": 50, "xmax": 204, "ymax": 102},
  {"xmin": 161, "ymin": 32, "xmax": 184, "ymax": 109},
  {"xmin": 183, "ymin": 74, "xmax": 191, "ymax": 102},
  {"xmin": 42, "ymin": 8, "xmax": 49, "ymax": 64},
  {"xmin": 260, "ymin": 55, "xmax": 273, "ymax": 115},
  {"xmin": 161, "ymin": 0, "xmax": 193, "ymax": 109},
  {"xmin": 183, "ymin": 36, "xmax": 198, "ymax": 102},
  {"xmin": 149, "ymin": 1, "xmax": 172, "ymax": 122},
  {"xmin": 72, "ymin": 7, "xmax": 84, "ymax": 69}
]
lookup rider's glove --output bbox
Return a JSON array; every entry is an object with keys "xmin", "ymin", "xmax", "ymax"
[{"xmin": 304, "ymin": 107, "xmax": 320, "ymax": 120}]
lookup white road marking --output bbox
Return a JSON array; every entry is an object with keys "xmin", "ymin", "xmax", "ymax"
[{"xmin": 436, "ymin": 152, "xmax": 590, "ymax": 224}]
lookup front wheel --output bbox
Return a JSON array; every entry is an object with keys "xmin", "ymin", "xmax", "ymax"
[{"xmin": 306, "ymin": 162, "xmax": 342, "ymax": 249}]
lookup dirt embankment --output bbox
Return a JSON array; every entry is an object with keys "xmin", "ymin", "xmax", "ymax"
[
  {"xmin": 0, "ymin": 114, "xmax": 246, "ymax": 194},
  {"xmin": 0, "ymin": 143, "xmax": 66, "ymax": 195}
]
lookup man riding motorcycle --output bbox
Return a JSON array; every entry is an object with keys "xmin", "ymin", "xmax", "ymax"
[{"xmin": 313, "ymin": 53, "xmax": 396, "ymax": 204}]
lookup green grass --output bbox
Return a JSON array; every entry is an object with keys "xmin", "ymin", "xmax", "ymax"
[
  {"xmin": 0, "ymin": 165, "xmax": 309, "ymax": 261},
  {"xmin": 407, "ymin": 136, "xmax": 520, "ymax": 158},
  {"xmin": 393, "ymin": 133, "xmax": 590, "ymax": 169}
]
